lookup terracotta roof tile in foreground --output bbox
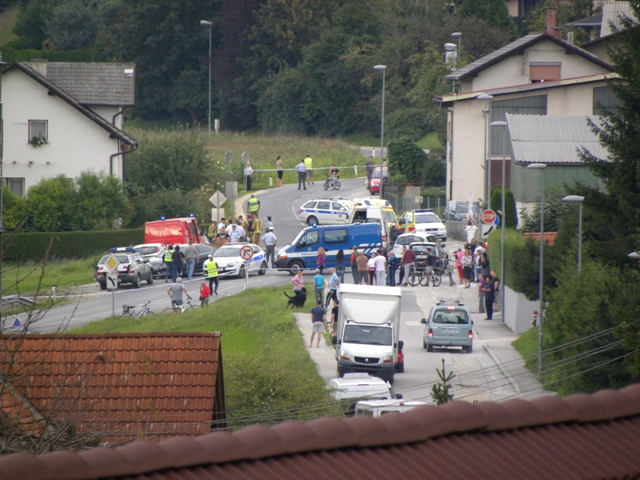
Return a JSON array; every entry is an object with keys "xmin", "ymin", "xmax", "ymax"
[{"xmin": 1, "ymin": 384, "xmax": 639, "ymax": 480}]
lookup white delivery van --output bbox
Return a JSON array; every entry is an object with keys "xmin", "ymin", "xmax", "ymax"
[
  {"xmin": 354, "ymin": 399, "xmax": 427, "ymax": 417},
  {"xmin": 328, "ymin": 373, "xmax": 401, "ymax": 401}
]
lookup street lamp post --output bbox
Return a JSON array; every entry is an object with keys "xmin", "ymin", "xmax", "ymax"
[
  {"xmin": 562, "ymin": 195, "xmax": 584, "ymax": 272},
  {"xmin": 374, "ymin": 65, "xmax": 386, "ymax": 199},
  {"xmin": 490, "ymin": 121, "xmax": 508, "ymax": 322},
  {"xmin": 527, "ymin": 162, "xmax": 547, "ymax": 376},
  {"xmin": 477, "ymin": 93, "xmax": 493, "ymax": 208},
  {"xmin": 451, "ymin": 32, "xmax": 462, "ymax": 59},
  {"xmin": 200, "ymin": 20, "xmax": 212, "ymax": 134}
]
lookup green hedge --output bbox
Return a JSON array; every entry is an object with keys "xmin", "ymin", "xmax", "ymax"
[
  {"xmin": 3, "ymin": 228, "xmax": 144, "ymax": 262},
  {"xmin": 486, "ymin": 228, "xmax": 524, "ymax": 290}
]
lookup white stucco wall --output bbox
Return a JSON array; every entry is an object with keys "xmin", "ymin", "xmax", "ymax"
[
  {"xmin": 447, "ymin": 79, "xmax": 609, "ymax": 202},
  {"xmin": 463, "ymin": 39, "xmax": 610, "ymax": 94},
  {"xmin": 3, "ymin": 69, "xmax": 123, "ymax": 193}
]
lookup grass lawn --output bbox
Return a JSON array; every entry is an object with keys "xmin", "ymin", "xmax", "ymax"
[
  {"xmin": 0, "ymin": 5, "xmax": 18, "ymax": 46},
  {"xmin": 416, "ymin": 132, "xmax": 442, "ymax": 151},
  {"xmin": 3, "ymin": 258, "xmax": 97, "ymax": 297},
  {"xmin": 71, "ymin": 284, "xmax": 344, "ymax": 429},
  {"xmin": 511, "ymin": 327, "xmax": 538, "ymax": 372}
]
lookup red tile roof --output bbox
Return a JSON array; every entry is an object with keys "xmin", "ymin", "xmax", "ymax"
[
  {"xmin": 1, "ymin": 385, "xmax": 639, "ymax": 479},
  {"xmin": 0, "ymin": 332, "xmax": 224, "ymax": 447}
]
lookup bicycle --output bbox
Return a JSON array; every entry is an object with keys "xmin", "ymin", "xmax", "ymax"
[
  {"xmin": 323, "ymin": 176, "xmax": 341, "ymax": 191},
  {"xmin": 120, "ymin": 301, "xmax": 154, "ymax": 319},
  {"xmin": 407, "ymin": 265, "xmax": 425, "ymax": 287},
  {"xmin": 161, "ymin": 297, "xmax": 200, "ymax": 316}
]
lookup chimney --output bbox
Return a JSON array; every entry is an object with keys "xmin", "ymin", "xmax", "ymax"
[{"xmin": 546, "ymin": 7, "xmax": 562, "ymax": 38}]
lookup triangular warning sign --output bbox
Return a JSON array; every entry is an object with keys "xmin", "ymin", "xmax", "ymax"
[{"xmin": 11, "ymin": 317, "xmax": 23, "ymax": 331}]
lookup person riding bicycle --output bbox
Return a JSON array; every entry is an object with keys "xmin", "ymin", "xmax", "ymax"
[
  {"xmin": 329, "ymin": 164, "xmax": 339, "ymax": 179},
  {"xmin": 425, "ymin": 247, "xmax": 436, "ymax": 287},
  {"xmin": 167, "ymin": 277, "xmax": 190, "ymax": 311}
]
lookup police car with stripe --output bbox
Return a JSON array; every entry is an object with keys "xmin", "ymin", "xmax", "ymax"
[
  {"xmin": 212, "ymin": 242, "xmax": 268, "ymax": 278},
  {"xmin": 298, "ymin": 198, "xmax": 353, "ymax": 226}
]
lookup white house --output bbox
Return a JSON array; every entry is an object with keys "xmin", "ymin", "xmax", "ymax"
[
  {"xmin": 435, "ymin": 26, "xmax": 615, "ymax": 206},
  {"xmin": 1, "ymin": 61, "xmax": 137, "ymax": 196}
]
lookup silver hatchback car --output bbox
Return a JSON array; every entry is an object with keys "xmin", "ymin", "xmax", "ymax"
[{"xmin": 421, "ymin": 301, "xmax": 473, "ymax": 353}]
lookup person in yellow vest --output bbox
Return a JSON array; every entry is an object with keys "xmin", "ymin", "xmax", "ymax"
[
  {"xmin": 163, "ymin": 245, "xmax": 174, "ymax": 283},
  {"xmin": 304, "ymin": 155, "xmax": 314, "ymax": 185},
  {"xmin": 207, "ymin": 222, "xmax": 217, "ymax": 243},
  {"xmin": 203, "ymin": 254, "xmax": 219, "ymax": 296},
  {"xmin": 251, "ymin": 213, "xmax": 263, "ymax": 244},
  {"xmin": 247, "ymin": 194, "xmax": 260, "ymax": 216}
]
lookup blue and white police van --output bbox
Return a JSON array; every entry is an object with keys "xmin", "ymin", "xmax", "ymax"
[{"xmin": 276, "ymin": 224, "xmax": 383, "ymax": 274}]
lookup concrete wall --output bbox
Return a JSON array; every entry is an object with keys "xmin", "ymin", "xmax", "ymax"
[{"xmin": 504, "ymin": 285, "xmax": 538, "ymax": 334}]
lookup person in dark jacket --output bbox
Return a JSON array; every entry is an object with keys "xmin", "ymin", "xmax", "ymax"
[{"xmin": 171, "ymin": 245, "xmax": 185, "ymax": 283}]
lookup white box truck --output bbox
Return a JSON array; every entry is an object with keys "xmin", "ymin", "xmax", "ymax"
[{"xmin": 335, "ymin": 284, "xmax": 404, "ymax": 384}]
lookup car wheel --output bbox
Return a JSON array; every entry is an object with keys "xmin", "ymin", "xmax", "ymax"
[
  {"xmin": 307, "ymin": 216, "xmax": 318, "ymax": 226},
  {"xmin": 132, "ymin": 275, "xmax": 141, "ymax": 289},
  {"xmin": 423, "ymin": 338, "xmax": 427, "ymax": 349},
  {"xmin": 337, "ymin": 366, "xmax": 347, "ymax": 378},
  {"xmin": 466, "ymin": 344, "xmax": 473, "ymax": 354},
  {"xmin": 427, "ymin": 343, "xmax": 433, "ymax": 352},
  {"xmin": 259, "ymin": 261, "xmax": 267, "ymax": 275},
  {"xmin": 99, "ymin": 283, "xmax": 107, "ymax": 291},
  {"xmin": 238, "ymin": 265, "xmax": 246, "ymax": 278},
  {"xmin": 147, "ymin": 274, "xmax": 154, "ymax": 285},
  {"xmin": 289, "ymin": 260, "xmax": 304, "ymax": 275}
]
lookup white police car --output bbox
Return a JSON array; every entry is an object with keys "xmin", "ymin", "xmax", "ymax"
[
  {"xmin": 298, "ymin": 198, "xmax": 352, "ymax": 226},
  {"xmin": 212, "ymin": 243, "xmax": 268, "ymax": 278},
  {"xmin": 402, "ymin": 209, "xmax": 447, "ymax": 241},
  {"xmin": 95, "ymin": 247, "xmax": 154, "ymax": 290}
]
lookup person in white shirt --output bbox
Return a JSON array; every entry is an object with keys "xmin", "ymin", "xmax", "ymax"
[
  {"xmin": 261, "ymin": 227, "xmax": 278, "ymax": 268},
  {"xmin": 367, "ymin": 253, "xmax": 377, "ymax": 285},
  {"xmin": 228, "ymin": 224, "xmax": 242, "ymax": 243},
  {"xmin": 234, "ymin": 221, "xmax": 245, "ymax": 240},
  {"xmin": 244, "ymin": 161, "xmax": 254, "ymax": 191},
  {"xmin": 374, "ymin": 250, "xmax": 387, "ymax": 286}
]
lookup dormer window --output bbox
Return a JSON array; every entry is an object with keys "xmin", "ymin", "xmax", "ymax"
[{"xmin": 530, "ymin": 63, "xmax": 561, "ymax": 83}]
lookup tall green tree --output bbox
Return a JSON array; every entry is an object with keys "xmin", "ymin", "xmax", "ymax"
[
  {"xmin": 387, "ymin": 137, "xmax": 426, "ymax": 185},
  {"xmin": 456, "ymin": 0, "xmax": 514, "ymax": 33},
  {"xmin": 579, "ymin": 0, "xmax": 640, "ymax": 265}
]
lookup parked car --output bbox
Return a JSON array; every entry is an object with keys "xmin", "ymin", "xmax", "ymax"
[
  {"xmin": 443, "ymin": 201, "xmax": 479, "ymax": 222},
  {"xmin": 213, "ymin": 243, "xmax": 267, "ymax": 278},
  {"xmin": 134, "ymin": 243, "xmax": 166, "ymax": 275},
  {"xmin": 392, "ymin": 232, "xmax": 441, "ymax": 258},
  {"xmin": 95, "ymin": 247, "xmax": 154, "ymax": 290},
  {"xmin": 368, "ymin": 167, "xmax": 388, "ymax": 195},
  {"xmin": 421, "ymin": 301, "xmax": 473, "ymax": 353},
  {"xmin": 148, "ymin": 243, "xmax": 216, "ymax": 278},
  {"xmin": 298, "ymin": 198, "xmax": 352, "ymax": 226},
  {"xmin": 402, "ymin": 209, "xmax": 447, "ymax": 240}
]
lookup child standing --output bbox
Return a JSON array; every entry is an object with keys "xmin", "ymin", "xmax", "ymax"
[{"xmin": 199, "ymin": 281, "xmax": 211, "ymax": 306}]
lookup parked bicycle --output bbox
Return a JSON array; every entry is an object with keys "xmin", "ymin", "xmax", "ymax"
[
  {"xmin": 161, "ymin": 296, "xmax": 199, "ymax": 316},
  {"xmin": 407, "ymin": 265, "xmax": 425, "ymax": 287},
  {"xmin": 323, "ymin": 176, "xmax": 341, "ymax": 191},
  {"xmin": 120, "ymin": 301, "xmax": 154, "ymax": 319}
]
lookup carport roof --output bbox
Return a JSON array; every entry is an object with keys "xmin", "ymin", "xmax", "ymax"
[{"xmin": 506, "ymin": 113, "xmax": 610, "ymax": 165}]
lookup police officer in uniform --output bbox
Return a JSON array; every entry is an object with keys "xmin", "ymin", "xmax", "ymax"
[
  {"xmin": 203, "ymin": 254, "xmax": 219, "ymax": 295},
  {"xmin": 163, "ymin": 245, "xmax": 174, "ymax": 283}
]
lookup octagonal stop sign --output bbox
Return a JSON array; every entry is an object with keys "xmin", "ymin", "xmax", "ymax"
[{"xmin": 481, "ymin": 209, "xmax": 497, "ymax": 224}]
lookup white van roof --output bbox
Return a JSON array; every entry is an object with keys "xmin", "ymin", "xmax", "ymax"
[{"xmin": 328, "ymin": 374, "xmax": 393, "ymax": 400}]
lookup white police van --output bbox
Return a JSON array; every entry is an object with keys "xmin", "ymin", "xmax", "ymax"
[{"xmin": 275, "ymin": 223, "xmax": 382, "ymax": 274}]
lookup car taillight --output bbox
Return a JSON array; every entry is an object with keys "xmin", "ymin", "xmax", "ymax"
[
  {"xmin": 428, "ymin": 329, "xmax": 433, "ymax": 338},
  {"xmin": 409, "ymin": 226, "xmax": 415, "ymax": 232},
  {"xmin": 468, "ymin": 331, "xmax": 473, "ymax": 339}
]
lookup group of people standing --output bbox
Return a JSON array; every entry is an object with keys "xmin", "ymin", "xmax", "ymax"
[{"xmin": 163, "ymin": 241, "xmax": 199, "ymax": 283}]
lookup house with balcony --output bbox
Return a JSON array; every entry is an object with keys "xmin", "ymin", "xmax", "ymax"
[{"xmin": 1, "ymin": 61, "xmax": 138, "ymax": 196}]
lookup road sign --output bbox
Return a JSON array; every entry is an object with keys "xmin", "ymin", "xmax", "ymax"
[
  {"xmin": 481, "ymin": 209, "xmax": 497, "ymax": 224},
  {"xmin": 104, "ymin": 254, "xmax": 120, "ymax": 273},
  {"xmin": 224, "ymin": 152, "xmax": 232, "ymax": 164},
  {"xmin": 209, "ymin": 190, "xmax": 227, "ymax": 207},
  {"xmin": 241, "ymin": 152, "xmax": 250, "ymax": 165},
  {"xmin": 239, "ymin": 245, "xmax": 254, "ymax": 260},
  {"xmin": 481, "ymin": 224, "xmax": 495, "ymax": 238},
  {"xmin": 211, "ymin": 208, "xmax": 226, "ymax": 222},
  {"xmin": 106, "ymin": 272, "xmax": 118, "ymax": 290}
]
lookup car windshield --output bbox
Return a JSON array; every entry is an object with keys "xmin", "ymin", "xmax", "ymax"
[
  {"xmin": 397, "ymin": 235, "xmax": 422, "ymax": 246},
  {"xmin": 382, "ymin": 210, "xmax": 397, "ymax": 224},
  {"xmin": 432, "ymin": 309, "xmax": 470, "ymax": 325},
  {"xmin": 213, "ymin": 247, "xmax": 245, "ymax": 258},
  {"xmin": 410, "ymin": 244, "xmax": 434, "ymax": 253},
  {"xmin": 373, "ymin": 170, "xmax": 389, "ymax": 179},
  {"xmin": 415, "ymin": 213, "xmax": 440, "ymax": 224},
  {"xmin": 456, "ymin": 204, "xmax": 469, "ymax": 213},
  {"xmin": 135, "ymin": 246, "xmax": 158, "ymax": 256},
  {"xmin": 343, "ymin": 325, "xmax": 392, "ymax": 345}
]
